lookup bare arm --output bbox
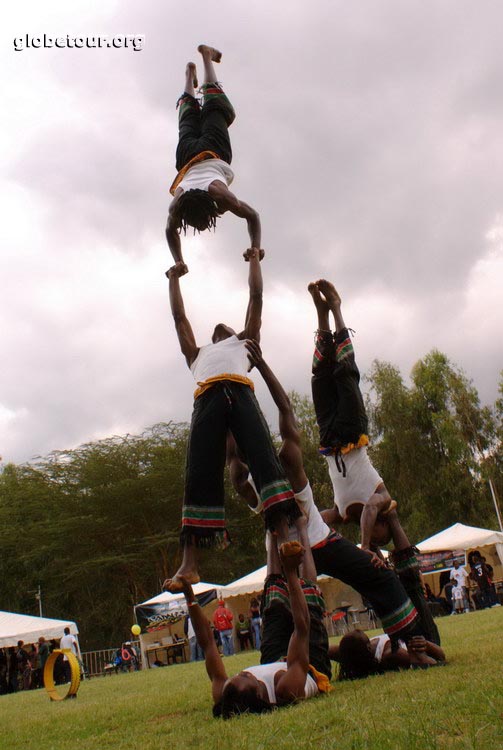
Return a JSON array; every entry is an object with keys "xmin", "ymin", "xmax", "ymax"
[
  {"xmin": 176, "ymin": 577, "xmax": 228, "ymax": 705},
  {"xmin": 239, "ymin": 248, "xmax": 262, "ymax": 341},
  {"xmin": 166, "ymin": 265, "xmax": 199, "ymax": 367},
  {"xmin": 275, "ymin": 545, "xmax": 310, "ymax": 704},
  {"xmin": 165, "ymin": 197, "xmax": 186, "ymax": 268},
  {"xmin": 210, "ymin": 184, "xmax": 261, "ymax": 249},
  {"xmin": 245, "ymin": 340, "xmax": 307, "ymax": 488},
  {"xmin": 360, "ymin": 494, "xmax": 392, "ymax": 552}
]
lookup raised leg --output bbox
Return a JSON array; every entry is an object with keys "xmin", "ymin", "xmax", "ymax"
[
  {"xmin": 198, "ymin": 44, "xmax": 222, "ymax": 83},
  {"xmin": 184, "ymin": 62, "xmax": 198, "ymax": 96}
]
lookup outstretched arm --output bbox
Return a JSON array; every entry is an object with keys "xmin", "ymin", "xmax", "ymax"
[
  {"xmin": 275, "ymin": 544, "xmax": 310, "ymax": 704},
  {"xmin": 245, "ymin": 340, "xmax": 307, "ymax": 488},
  {"xmin": 173, "ymin": 576, "xmax": 228, "ymax": 705},
  {"xmin": 210, "ymin": 184, "xmax": 261, "ymax": 249},
  {"xmin": 166, "ymin": 197, "xmax": 186, "ymax": 270},
  {"xmin": 239, "ymin": 248, "xmax": 262, "ymax": 341},
  {"xmin": 166, "ymin": 265, "xmax": 199, "ymax": 367}
]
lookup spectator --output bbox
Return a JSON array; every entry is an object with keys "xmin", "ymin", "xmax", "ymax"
[
  {"xmin": 212, "ymin": 599, "xmax": 235, "ymax": 656},
  {"xmin": 8, "ymin": 647, "xmax": 18, "ymax": 693},
  {"xmin": 450, "ymin": 560, "xmax": 470, "ymax": 613},
  {"xmin": 235, "ymin": 614, "xmax": 252, "ymax": 651},
  {"xmin": 59, "ymin": 627, "xmax": 80, "ymax": 683},
  {"xmin": 185, "ymin": 615, "xmax": 204, "ymax": 662},
  {"xmin": 481, "ymin": 556, "xmax": 500, "ymax": 607},
  {"xmin": 468, "ymin": 552, "xmax": 493, "ymax": 609},
  {"xmin": 249, "ymin": 597, "xmax": 261, "ymax": 650},
  {"xmin": 38, "ymin": 637, "xmax": 50, "ymax": 685},
  {"xmin": 28, "ymin": 643, "xmax": 41, "ymax": 688},
  {"xmin": 0, "ymin": 649, "xmax": 8, "ymax": 695},
  {"xmin": 16, "ymin": 641, "xmax": 31, "ymax": 690}
]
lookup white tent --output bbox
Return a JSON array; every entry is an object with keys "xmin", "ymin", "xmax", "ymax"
[
  {"xmin": 417, "ymin": 523, "xmax": 503, "ymax": 565},
  {"xmin": 139, "ymin": 581, "xmax": 227, "ymax": 606},
  {"xmin": 0, "ymin": 610, "xmax": 78, "ymax": 648},
  {"xmin": 223, "ymin": 566, "xmax": 267, "ymax": 597}
]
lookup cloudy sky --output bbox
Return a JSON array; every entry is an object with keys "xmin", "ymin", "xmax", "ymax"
[{"xmin": 1, "ymin": 0, "xmax": 502, "ymax": 465}]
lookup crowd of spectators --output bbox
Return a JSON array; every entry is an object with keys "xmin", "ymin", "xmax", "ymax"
[{"xmin": 0, "ymin": 629, "xmax": 80, "ymax": 695}]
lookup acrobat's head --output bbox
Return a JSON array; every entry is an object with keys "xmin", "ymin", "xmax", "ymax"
[
  {"xmin": 213, "ymin": 673, "xmax": 272, "ymax": 719},
  {"xmin": 178, "ymin": 189, "xmax": 220, "ymax": 233},
  {"xmin": 337, "ymin": 630, "xmax": 382, "ymax": 681},
  {"xmin": 212, "ymin": 323, "xmax": 236, "ymax": 343}
]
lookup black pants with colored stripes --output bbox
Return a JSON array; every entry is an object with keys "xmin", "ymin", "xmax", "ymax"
[
  {"xmin": 181, "ymin": 382, "xmax": 299, "ymax": 547},
  {"xmin": 260, "ymin": 574, "xmax": 331, "ymax": 679},
  {"xmin": 312, "ymin": 533, "xmax": 423, "ymax": 642},
  {"xmin": 176, "ymin": 84, "xmax": 234, "ymax": 170}
]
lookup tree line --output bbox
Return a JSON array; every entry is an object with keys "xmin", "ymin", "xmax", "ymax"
[{"xmin": 0, "ymin": 350, "xmax": 501, "ymax": 649}]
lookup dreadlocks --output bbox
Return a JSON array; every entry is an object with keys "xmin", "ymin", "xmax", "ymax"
[
  {"xmin": 337, "ymin": 631, "xmax": 383, "ymax": 681},
  {"xmin": 178, "ymin": 189, "xmax": 220, "ymax": 234},
  {"xmin": 213, "ymin": 680, "xmax": 272, "ymax": 719}
]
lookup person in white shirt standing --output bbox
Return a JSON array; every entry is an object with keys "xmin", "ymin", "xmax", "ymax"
[
  {"xmin": 59, "ymin": 627, "xmax": 80, "ymax": 683},
  {"xmin": 166, "ymin": 45, "xmax": 261, "ymax": 274},
  {"xmin": 450, "ymin": 560, "xmax": 470, "ymax": 613}
]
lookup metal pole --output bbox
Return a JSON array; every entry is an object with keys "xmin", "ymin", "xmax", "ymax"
[
  {"xmin": 36, "ymin": 585, "xmax": 43, "ymax": 617},
  {"xmin": 488, "ymin": 478, "xmax": 503, "ymax": 532}
]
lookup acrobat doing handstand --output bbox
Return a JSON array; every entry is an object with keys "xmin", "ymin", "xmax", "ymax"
[
  {"xmin": 166, "ymin": 45, "xmax": 261, "ymax": 273},
  {"xmin": 308, "ymin": 278, "xmax": 439, "ymax": 644}
]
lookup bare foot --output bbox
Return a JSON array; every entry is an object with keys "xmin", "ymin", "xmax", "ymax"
[
  {"xmin": 162, "ymin": 567, "xmax": 200, "ymax": 593},
  {"xmin": 198, "ymin": 44, "xmax": 222, "ymax": 63},
  {"xmin": 280, "ymin": 541, "xmax": 304, "ymax": 572},
  {"xmin": 316, "ymin": 279, "xmax": 341, "ymax": 309},
  {"xmin": 308, "ymin": 282, "xmax": 329, "ymax": 313},
  {"xmin": 186, "ymin": 62, "xmax": 198, "ymax": 88},
  {"xmin": 381, "ymin": 499, "xmax": 398, "ymax": 516}
]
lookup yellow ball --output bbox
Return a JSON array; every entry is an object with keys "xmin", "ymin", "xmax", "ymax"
[{"xmin": 131, "ymin": 624, "xmax": 141, "ymax": 636}]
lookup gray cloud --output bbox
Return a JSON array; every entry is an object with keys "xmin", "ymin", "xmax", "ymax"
[{"xmin": 1, "ymin": 0, "xmax": 502, "ymax": 464}]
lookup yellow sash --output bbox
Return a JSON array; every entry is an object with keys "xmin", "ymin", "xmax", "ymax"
[
  {"xmin": 309, "ymin": 663, "xmax": 333, "ymax": 693},
  {"xmin": 194, "ymin": 373, "xmax": 254, "ymax": 400},
  {"xmin": 170, "ymin": 150, "xmax": 220, "ymax": 195}
]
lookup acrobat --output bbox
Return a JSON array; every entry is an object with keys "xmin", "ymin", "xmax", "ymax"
[
  {"xmin": 308, "ymin": 279, "xmax": 440, "ymax": 644},
  {"xmin": 168, "ymin": 517, "xmax": 332, "ymax": 718},
  {"xmin": 228, "ymin": 340, "xmax": 432, "ymax": 647},
  {"xmin": 166, "ymin": 45, "xmax": 261, "ymax": 273},
  {"xmin": 164, "ymin": 249, "xmax": 299, "ymax": 588}
]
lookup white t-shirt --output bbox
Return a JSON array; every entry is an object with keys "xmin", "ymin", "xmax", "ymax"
[
  {"xmin": 450, "ymin": 566, "xmax": 468, "ymax": 587},
  {"xmin": 60, "ymin": 633, "xmax": 78, "ymax": 661},
  {"xmin": 190, "ymin": 336, "xmax": 250, "ymax": 383},
  {"xmin": 250, "ymin": 479, "xmax": 330, "ymax": 549},
  {"xmin": 325, "ymin": 447, "xmax": 382, "ymax": 517},
  {"xmin": 178, "ymin": 159, "xmax": 234, "ymax": 193},
  {"xmin": 243, "ymin": 662, "xmax": 318, "ymax": 704}
]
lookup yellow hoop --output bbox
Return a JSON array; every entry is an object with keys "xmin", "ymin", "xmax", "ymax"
[{"xmin": 44, "ymin": 649, "xmax": 81, "ymax": 701}]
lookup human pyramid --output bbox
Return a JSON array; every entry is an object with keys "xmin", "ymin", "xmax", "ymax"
[{"xmin": 164, "ymin": 46, "xmax": 446, "ymax": 718}]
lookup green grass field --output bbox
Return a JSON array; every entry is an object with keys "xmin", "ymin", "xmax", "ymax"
[{"xmin": 2, "ymin": 609, "xmax": 502, "ymax": 750}]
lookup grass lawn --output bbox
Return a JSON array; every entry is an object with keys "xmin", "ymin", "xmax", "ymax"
[{"xmin": 2, "ymin": 609, "xmax": 502, "ymax": 750}]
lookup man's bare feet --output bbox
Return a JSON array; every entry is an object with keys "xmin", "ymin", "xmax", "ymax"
[
  {"xmin": 381, "ymin": 499, "xmax": 398, "ymax": 516},
  {"xmin": 280, "ymin": 541, "xmax": 304, "ymax": 572},
  {"xmin": 186, "ymin": 62, "xmax": 198, "ymax": 88},
  {"xmin": 198, "ymin": 45, "xmax": 222, "ymax": 62},
  {"xmin": 308, "ymin": 282, "xmax": 330, "ymax": 314},
  {"xmin": 316, "ymin": 279, "xmax": 341, "ymax": 309},
  {"xmin": 163, "ymin": 568, "xmax": 201, "ymax": 593}
]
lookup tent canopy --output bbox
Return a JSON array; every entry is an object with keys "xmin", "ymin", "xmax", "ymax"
[
  {"xmin": 417, "ymin": 523, "xmax": 503, "ymax": 552},
  {"xmin": 139, "ymin": 581, "xmax": 227, "ymax": 606},
  {"xmin": 223, "ymin": 566, "xmax": 268, "ymax": 597},
  {"xmin": 0, "ymin": 611, "xmax": 78, "ymax": 648}
]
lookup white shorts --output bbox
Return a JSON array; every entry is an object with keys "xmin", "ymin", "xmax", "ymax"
[{"xmin": 325, "ymin": 447, "xmax": 383, "ymax": 518}]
